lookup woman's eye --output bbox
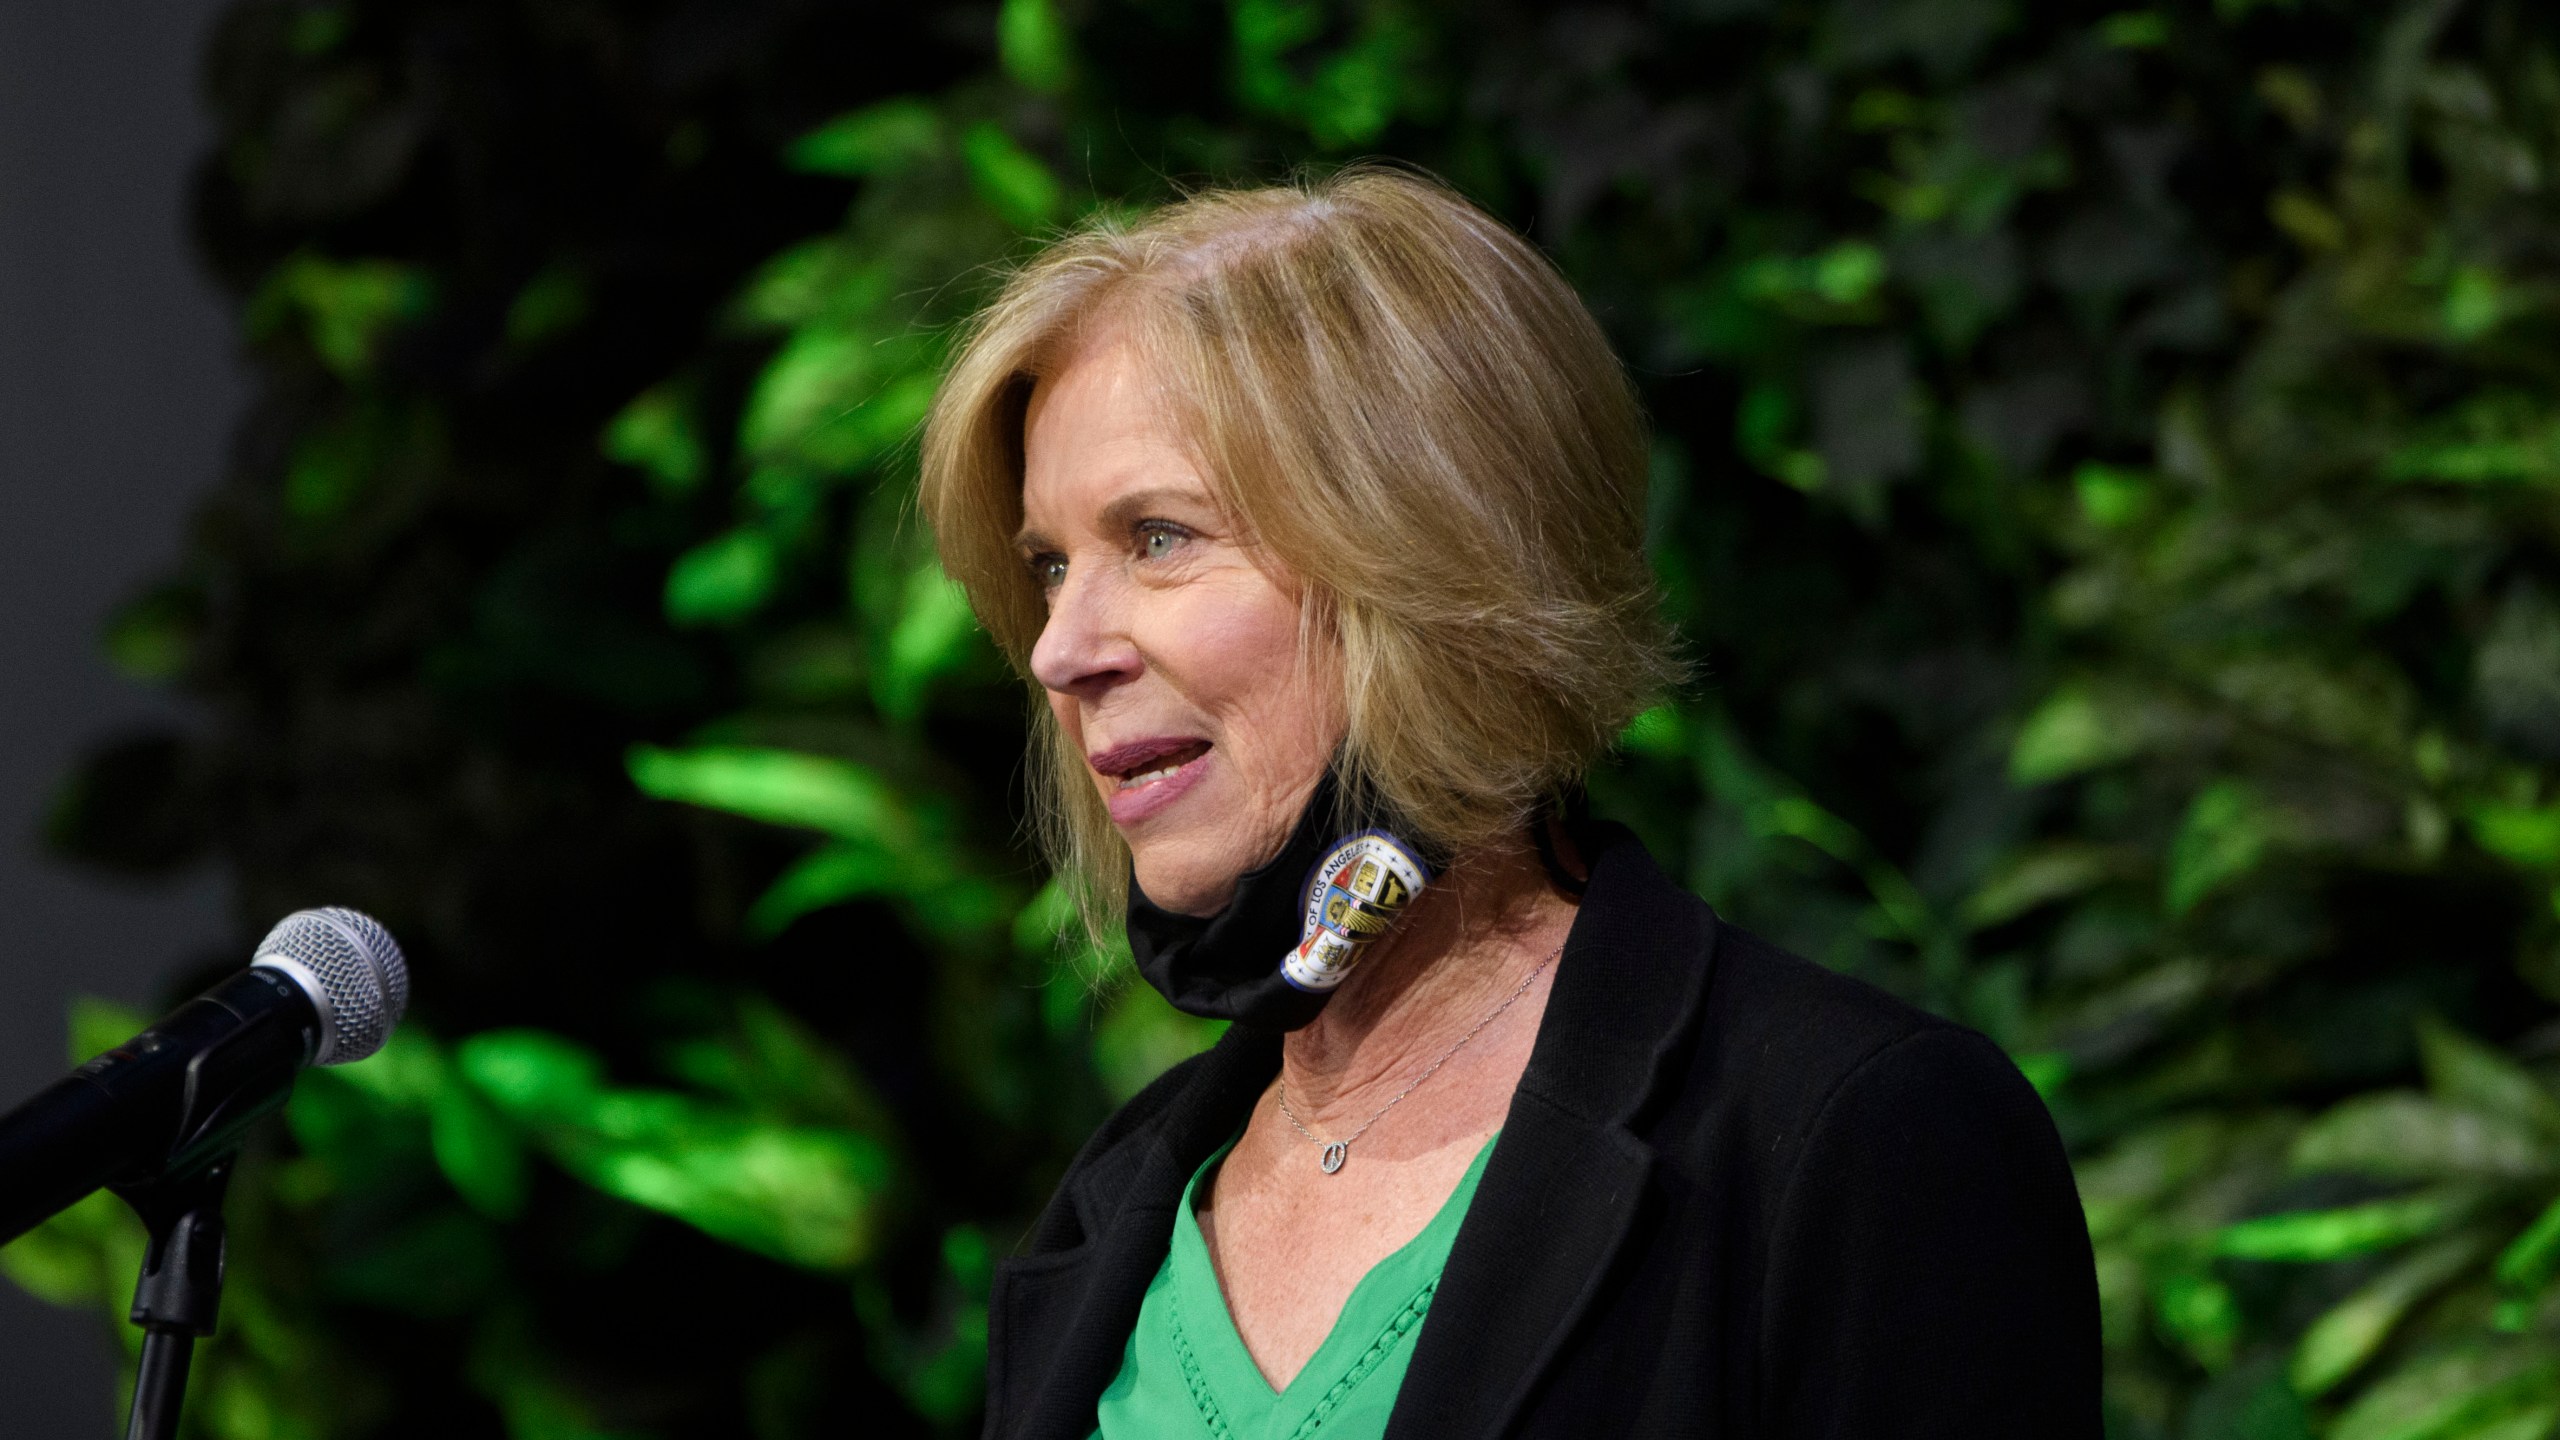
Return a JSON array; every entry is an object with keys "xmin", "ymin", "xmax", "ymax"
[
  {"xmin": 1137, "ymin": 522, "xmax": 1185, "ymax": 560},
  {"xmin": 1031, "ymin": 554, "xmax": 1067, "ymax": 589}
]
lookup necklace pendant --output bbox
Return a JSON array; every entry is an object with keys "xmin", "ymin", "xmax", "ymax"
[{"xmin": 1320, "ymin": 1141, "xmax": 1349, "ymax": 1174}]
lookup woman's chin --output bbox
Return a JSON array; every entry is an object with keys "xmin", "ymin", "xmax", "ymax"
[{"xmin": 1126, "ymin": 822, "xmax": 1258, "ymax": 914}]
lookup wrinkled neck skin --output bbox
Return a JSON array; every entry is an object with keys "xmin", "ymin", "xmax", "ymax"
[{"xmin": 1276, "ymin": 825, "xmax": 1581, "ymax": 1125}]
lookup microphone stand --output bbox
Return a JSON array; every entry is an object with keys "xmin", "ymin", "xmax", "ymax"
[{"xmin": 111, "ymin": 1154, "xmax": 235, "ymax": 1440}]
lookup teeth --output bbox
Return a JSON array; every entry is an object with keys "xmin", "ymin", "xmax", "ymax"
[{"xmin": 1117, "ymin": 763, "xmax": 1185, "ymax": 791}]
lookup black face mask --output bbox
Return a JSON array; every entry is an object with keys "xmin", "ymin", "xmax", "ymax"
[{"xmin": 1126, "ymin": 771, "xmax": 1442, "ymax": 1031}]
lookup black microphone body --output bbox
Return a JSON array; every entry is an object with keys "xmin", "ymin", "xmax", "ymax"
[{"xmin": 0, "ymin": 966, "xmax": 319, "ymax": 1246}]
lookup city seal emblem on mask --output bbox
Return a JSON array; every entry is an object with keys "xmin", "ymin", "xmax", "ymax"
[
  {"xmin": 1125, "ymin": 769, "xmax": 1443, "ymax": 1030},
  {"xmin": 1283, "ymin": 830, "xmax": 1433, "ymax": 993}
]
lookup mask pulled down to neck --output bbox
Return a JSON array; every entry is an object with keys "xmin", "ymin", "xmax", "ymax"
[{"xmin": 1124, "ymin": 770, "xmax": 1441, "ymax": 1031}]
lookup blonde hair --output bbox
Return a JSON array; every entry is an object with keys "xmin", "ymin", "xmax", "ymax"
[{"xmin": 920, "ymin": 165, "xmax": 1677, "ymax": 928}]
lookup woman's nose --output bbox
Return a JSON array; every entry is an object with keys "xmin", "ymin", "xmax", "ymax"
[{"xmin": 1029, "ymin": 570, "xmax": 1142, "ymax": 699}]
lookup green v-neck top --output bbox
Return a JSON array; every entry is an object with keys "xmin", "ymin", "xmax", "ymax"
[{"xmin": 1090, "ymin": 1133, "xmax": 1500, "ymax": 1440}]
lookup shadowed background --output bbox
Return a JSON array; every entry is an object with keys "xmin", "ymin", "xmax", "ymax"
[{"xmin": 0, "ymin": 3, "xmax": 235, "ymax": 1435}]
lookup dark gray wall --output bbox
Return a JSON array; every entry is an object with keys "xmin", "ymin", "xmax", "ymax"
[{"xmin": 0, "ymin": 1, "xmax": 240, "ymax": 1433}]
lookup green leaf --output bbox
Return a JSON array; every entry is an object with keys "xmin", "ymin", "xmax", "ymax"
[
  {"xmin": 746, "ymin": 839, "xmax": 899, "ymax": 938},
  {"xmin": 2293, "ymin": 1235, "xmax": 2490, "ymax": 1398},
  {"xmin": 1962, "ymin": 843, "xmax": 2133, "ymax": 929},
  {"xmin": 2013, "ymin": 1051, "xmax": 2069, "ymax": 1100},
  {"xmin": 2099, "ymin": 11, "xmax": 2169, "ymax": 48},
  {"xmin": 1738, "ymin": 245, "xmax": 1890, "ymax": 317},
  {"xmin": 2419, "ymin": 1017, "xmax": 2560, "ymax": 1138},
  {"xmin": 614, "ymin": 1100, "xmax": 882, "ymax": 1267},
  {"xmin": 290, "ymin": 432, "xmax": 373, "ymax": 528},
  {"xmin": 67, "ymin": 996, "xmax": 148, "ymax": 1064},
  {"xmin": 1011, "ymin": 875, "xmax": 1080, "ymax": 957},
  {"xmin": 738, "ymin": 332, "xmax": 934, "ymax": 475},
  {"xmin": 2444, "ymin": 1404, "xmax": 2560, "ymax": 1440},
  {"xmin": 2217, "ymin": 1193, "xmax": 2467, "ymax": 1262},
  {"xmin": 246, "ymin": 251, "xmax": 434, "ymax": 379},
  {"xmin": 2495, "ymin": 1193, "xmax": 2560, "ymax": 1294},
  {"xmin": 2166, "ymin": 780, "xmax": 2277, "ymax": 915},
  {"xmin": 962, "ymin": 123, "xmax": 1063, "ymax": 231},
  {"xmin": 0, "ymin": 1189, "xmax": 143, "ymax": 1311},
  {"xmin": 2076, "ymin": 1116, "xmax": 2230, "ymax": 1241},
  {"xmin": 1733, "ymin": 381, "xmax": 1799, "ymax": 471},
  {"xmin": 2444, "ymin": 265, "xmax": 2506, "ymax": 342},
  {"xmin": 787, "ymin": 98, "xmax": 943, "ymax": 178},
  {"xmin": 2009, "ymin": 684, "xmax": 2143, "ymax": 784},
  {"xmin": 2182, "ymin": 1356, "xmax": 2317, "ymax": 1440},
  {"xmin": 733, "ymin": 241, "xmax": 893, "ymax": 331},
  {"xmin": 2331, "ymin": 1349, "xmax": 2558, "ymax": 1440},
  {"xmin": 2469, "ymin": 802, "xmax": 2560, "ymax": 870},
  {"xmin": 1231, "ymin": 0, "xmax": 1325, "ymax": 113},
  {"xmin": 2385, "ymin": 392, "xmax": 2560, "ymax": 487},
  {"xmin": 602, "ymin": 383, "xmax": 707, "ymax": 496},
  {"xmin": 1617, "ymin": 704, "xmax": 1686, "ymax": 759},
  {"xmin": 329, "ymin": 1025, "xmax": 450, "ymax": 1109},
  {"xmin": 459, "ymin": 1028, "xmax": 893, "ymax": 1271},
  {"xmin": 998, "ymin": 0, "xmax": 1074, "ymax": 93},
  {"xmin": 2292, "ymin": 1092, "xmax": 2549, "ymax": 1182},
  {"xmin": 664, "ymin": 528, "xmax": 779, "ymax": 627},
  {"xmin": 505, "ymin": 262, "xmax": 588, "ymax": 347},
  {"xmin": 573, "ymin": 1100, "xmax": 889, "ymax": 1270},
  {"xmin": 1812, "ymin": 241, "xmax": 1887, "ymax": 305},
  {"xmin": 661, "ymin": 996, "xmax": 881, "ymax": 1130},
  {"xmin": 874, "ymin": 561, "xmax": 983, "ymax": 721},
  {"xmin": 740, "ymin": 329, "xmax": 876, "ymax": 461},
  {"xmin": 628, "ymin": 744, "xmax": 915, "ymax": 844},
  {"xmin": 1749, "ymin": 794, "xmax": 1938, "ymax": 945},
  {"xmin": 1229, "ymin": 0, "xmax": 1430, "ymax": 149},
  {"xmin": 455, "ymin": 1030, "xmax": 607, "ymax": 1123},
  {"xmin": 431, "ymin": 1080, "xmax": 529, "ymax": 1220},
  {"xmin": 787, "ymin": 370, "xmax": 935, "ymax": 481},
  {"xmin": 856, "ymin": 1226, "xmax": 995, "ymax": 1423},
  {"xmin": 2072, "ymin": 463, "xmax": 2156, "ymax": 529},
  {"xmin": 1093, "ymin": 982, "xmax": 1228, "ymax": 1105},
  {"xmin": 2270, "ymin": 188, "xmax": 2347, "ymax": 251},
  {"xmin": 2156, "ymin": 1269, "xmax": 2240, "ymax": 1370}
]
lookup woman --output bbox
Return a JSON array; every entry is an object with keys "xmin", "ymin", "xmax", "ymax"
[{"xmin": 922, "ymin": 168, "xmax": 2099, "ymax": 1440}]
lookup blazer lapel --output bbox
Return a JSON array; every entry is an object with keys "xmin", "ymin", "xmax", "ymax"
[
  {"xmin": 1384, "ymin": 824, "xmax": 1720, "ymax": 1440},
  {"xmin": 990, "ymin": 1024, "xmax": 1280, "ymax": 1440}
]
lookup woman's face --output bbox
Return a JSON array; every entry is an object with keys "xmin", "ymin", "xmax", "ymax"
[{"xmin": 1018, "ymin": 331, "xmax": 1341, "ymax": 915}]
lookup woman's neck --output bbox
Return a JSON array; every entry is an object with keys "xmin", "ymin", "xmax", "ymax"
[{"xmin": 1276, "ymin": 832, "xmax": 1578, "ymax": 1122}]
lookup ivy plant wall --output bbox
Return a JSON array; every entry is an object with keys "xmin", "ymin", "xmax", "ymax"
[{"xmin": 7, "ymin": 1, "xmax": 2560, "ymax": 1438}]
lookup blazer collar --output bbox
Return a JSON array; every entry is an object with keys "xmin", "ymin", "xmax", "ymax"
[
  {"xmin": 1385, "ymin": 820, "xmax": 1721, "ymax": 1440},
  {"xmin": 991, "ymin": 822, "xmax": 1717, "ymax": 1440},
  {"xmin": 1508, "ymin": 819, "xmax": 1718, "ymax": 1129}
]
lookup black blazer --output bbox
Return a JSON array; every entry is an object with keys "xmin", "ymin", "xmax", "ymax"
[{"xmin": 984, "ymin": 824, "xmax": 2103, "ymax": 1439}]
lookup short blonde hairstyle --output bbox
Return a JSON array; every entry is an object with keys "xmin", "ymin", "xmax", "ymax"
[{"xmin": 920, "ymin": 165, "xmax": 1677, "ymax": 926}]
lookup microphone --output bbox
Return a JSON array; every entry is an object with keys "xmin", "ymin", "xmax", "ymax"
[{"xmin": 0, "ymin": 907, "xmax": 408, "ymax": 1246}]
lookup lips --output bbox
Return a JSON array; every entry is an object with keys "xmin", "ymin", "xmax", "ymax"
[
  {"xmin": 1089, "ymin": 737, "xmax": 1214, "ymax": 825},
  {"xmin": 1088, "ymin": 737, "xmax": 1211, "ymax": 781}
]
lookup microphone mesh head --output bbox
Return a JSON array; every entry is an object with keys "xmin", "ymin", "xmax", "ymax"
[{"xmin": 251, "ymin": 907, "xmax": 409, "ymax": 1065}]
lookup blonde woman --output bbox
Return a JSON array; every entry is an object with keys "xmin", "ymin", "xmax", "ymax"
[{"xmin": 922, "ymin": 167, "xmax": 2099, "ymax": 1440}]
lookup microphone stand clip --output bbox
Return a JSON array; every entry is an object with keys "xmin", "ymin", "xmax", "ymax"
[{"xmin": 110, "ymin": 1152, "xmax": 237, "ymax": 1440}]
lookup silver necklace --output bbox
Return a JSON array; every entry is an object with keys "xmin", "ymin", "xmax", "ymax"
[{"xmin": 1276, "ymin": 942, "xmax": 1561, "ymax": 1175}]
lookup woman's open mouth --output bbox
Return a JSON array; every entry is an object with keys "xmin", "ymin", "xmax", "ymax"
[{"xmin": 1090, "ymin": 738, "xmax": 1213, "ymax": 824}]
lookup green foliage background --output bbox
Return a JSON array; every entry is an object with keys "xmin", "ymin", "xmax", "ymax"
[{"xmin": 9, "ymin": 0, "xmax": 2560, "ymax": 1436}]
